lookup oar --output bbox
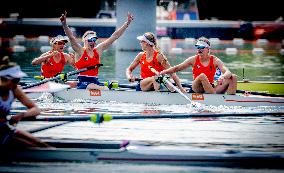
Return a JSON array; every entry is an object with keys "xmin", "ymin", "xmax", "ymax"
[
  {"xmin": 22, "ymin": 64, "xmax": 103, "ymax": 90},
  {"xmin": 28, "ymin": 121, "xmax": 72, "ymax": 133},
  {"xmin": 148, "ymin": 66, "xmax": 194, "ymax": 105},
  {"xmin": 22, "ymin": 112, "xmax": 284, "ymax": 123}
]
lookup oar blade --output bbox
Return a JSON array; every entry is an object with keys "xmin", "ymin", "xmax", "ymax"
[{"xmin": 23, "ymin": 82, "xmax": 70, "ymax": 93}]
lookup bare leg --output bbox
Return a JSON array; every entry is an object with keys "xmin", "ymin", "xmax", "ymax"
[
  {"xmin": 226, "ymin": 74, "xmax": 237, "ymax": 94},
  {"xmin": 192, "ymin": 73, "xmax": 215, "ymax": 94},
  {"xmin": 215, "ymin": 74, "xmax": 237, "ymax": 94},
  {"xmin": 140, "ymin": 77, "xmax": 160, "ymax": 91}
]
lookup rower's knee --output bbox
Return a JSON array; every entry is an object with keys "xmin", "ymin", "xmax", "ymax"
[
  {"xmin": 197, "ymin": 73, "xmax": 208, "ymax": 81},
  {"xmin": 231, "ymin": 74, "xmax": 237, "ymax": 83}
]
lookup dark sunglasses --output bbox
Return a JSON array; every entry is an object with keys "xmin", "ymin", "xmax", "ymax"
[
  {"xmin": 55, "ymin": 41, "xmax": 66, "ymax": 45},
  {"xmin": 196, "ymin": 45, "xmax": 206, "ymax": 49},
  {"xmin": 87, "ymin": 37, "xmax": 97, "ymax": 43}
]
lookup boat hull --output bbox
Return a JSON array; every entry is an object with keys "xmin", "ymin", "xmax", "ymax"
[{"xmin": 42, "ymin": 89, "xmax": 284, "ymax": 107}]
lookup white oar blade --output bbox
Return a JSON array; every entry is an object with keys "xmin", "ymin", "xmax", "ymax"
[{"xmin": 23, "ymin": 82, "xmax": 70, "ymax": 93}]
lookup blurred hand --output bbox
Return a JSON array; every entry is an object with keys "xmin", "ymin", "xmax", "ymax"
[
  {"xmin": 60, "ymin": 11, "xmax": 67, "ymax": 25},
  {"xmin": 9, "ymin": 113, "xmax": 24, "ymax": 125},
  {"xmin": 127, "ymin": 12, "xmax": 134, "ymax": 24},
  {"xmin": 127, "ymin": 74, "xmax": 136, "ymax": 82},
  {"xmin": 218, "ymin": 75, "xmax": 224, "ymax": 85}
]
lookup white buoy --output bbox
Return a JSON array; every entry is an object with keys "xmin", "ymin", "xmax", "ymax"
[
  {"xmin": 13, "ymin": 35, "xmax": 26, "ymax": 42},
  {"xmin": 252, "ymin": 48, "xmax": 264, "ymax": 55},
  {"xmin": 38, "ymin": 35, "xmax": 50, "ymax": 43},
  {"xmin": 279, "ymin": 49, "xmax": 284, "ymax": 55},
  {"xmin": 225, "ymin": 48, "xmax": 238, "ymax": 55},
  {"xmin": 160, "ymin": 37, "xmax": 171, "ymax": 53},
  {"xmin": 232, "ymin": 38, "xmax": 244, "ymax": 45},
  {"xmin": 209, "ymin": 38, "xmax": 220, "ymax": 44},
  {"xmin": 170, "ymin": 48, "xmax": 183, "ymax": 54},
  {"xmin": 256, "ymin": 39, "xmax": 268, "ymax": 45},
  {"xmin": 12, "ymin": 45, "xmax": 26, "ymax": 52},
  {"xmin": 40, "ymin": 46, "xmax": 51, "ymax": 52},
  {"xmin": 184, "ymin": 38, "xmax": 196, "ymax": 45}
]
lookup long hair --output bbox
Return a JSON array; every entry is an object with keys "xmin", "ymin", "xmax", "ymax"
[
  {"xmin": 144, "ymin": 32, "xmax": 166, "ymax": 59},
  {"xmin": 0, "ymin": 56, "xmax": 17, "ymax": 71}
]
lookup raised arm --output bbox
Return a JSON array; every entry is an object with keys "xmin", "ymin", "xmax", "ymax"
[
  {"xmin": 31, "ymin": 51, "xmax": 57, "ymax": 65},
  {"xmin": 60, "ymin": 11, "xmax": 83, "ymax": 56},
  {"xmin": 126, "ymin": 53, "xmax": 141, "ymax": 82},
  {"xmin": 97, "ymin": 12, "xmax": 134, "ymax": 53}
]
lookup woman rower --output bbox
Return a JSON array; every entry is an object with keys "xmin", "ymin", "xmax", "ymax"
[
  {"xmin": 31, "ymin": 35, "xmax": 75, "ymax": 79},
  {"xmin": 60, "ymin": 11, "xmax": 134, "ymax": 89},
  {"xmin": 0, "ymin": 56, "xmax": 50, "ymax": 148},
  {"xmin": 160, "ymin": 37, "xmax": 237, "ymax": 94},
  {"xmin": 126, "ymin": 32, "xmax": 186, "ymax": 92}
]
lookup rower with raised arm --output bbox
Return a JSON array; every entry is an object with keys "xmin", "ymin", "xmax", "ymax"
[
  {"xmin": 160, "ymin": 37, "xmax": 237, "ymax": 94},
  {"xmin": 31, "ymin": 35, "xmax": 75, "ymax": 79},
  {"xmin": 0, "ymin": 56, "xmax": 51, "ymax": 148},
  {"xmin": 126, "ymin": 32, "xmax": 186, "ymax": 92},
  {"xmin": 60, "ymin": 11, "xmax": 134, "ymax": 89}
]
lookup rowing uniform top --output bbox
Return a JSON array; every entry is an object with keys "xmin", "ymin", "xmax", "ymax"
[
  {"xmin": 192, "ymin": 55, "xmax": 216, "ymax": 84},
  {"xmin": 0, "ymin": 90, "xmax": 16, "ymax": 145},
  {"xmin": 75, "ymin": 49, "xmax": 100, "ymax": 77},
  {"xmin": 41, "ymin": 51, "xmax": 66, "ymax": 78},
  {"xmin": 0, "ymin": 90, "xmax": 14, "ymax": 118},
  {"xmin": 140, "ymin": 51, "xmax": 164, "ymax": 79}
]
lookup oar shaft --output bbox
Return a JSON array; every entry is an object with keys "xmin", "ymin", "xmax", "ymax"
[
  {"xmin": 163, "ymin": 80, "xmax": 192, "ymax": 102},
  {"xmin": 148, "ymin": 66, "xmax": 192, "ymax": 104},
  {"xmin": 28, "ymin": 121, "xmax": 71, "ymax": 133},
  {"xmin": 23, "ymin": 112, "xmax": 284, "ymax": 122}
]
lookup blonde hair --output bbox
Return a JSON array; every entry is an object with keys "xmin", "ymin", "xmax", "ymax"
[
  {"xmin": 82, "ymin": 31, "xmax": 97, "ymax": 42},
  {"xmin": 144, "ymin": 32, "xmax": 168, "ymax": 62},
  {"xmin": 144, "ymin": 32, "xmax": 162, "ymax": 54},
  {"xmin": 0, "ymin": 56, "xmax": 17, "ymax": 71}
]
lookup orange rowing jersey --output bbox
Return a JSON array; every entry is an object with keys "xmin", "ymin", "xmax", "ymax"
[
  {"xmin": 41, "ymin": 52, "xmax": 66, "ymax": 78},
  {"xmin": 140, "ymin": 51, "xmax": 164, "ymax": 79},
  {"xmin": 75, "ymin": 49, "xmax": 100, "ymax": 76},
  {"xmin": 192, "ymin": 55, "xmax": 216, "ymax": 84}
]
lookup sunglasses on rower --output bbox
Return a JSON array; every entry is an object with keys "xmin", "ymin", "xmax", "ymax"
[
  {"xmin": 55, "ymin": 41, "xmax": 66, "ymax": 45},
  {"xmin": 196, "ymin": 45, "xmax": 206, "ymax": 49},
  {"xmin": 87, "ymin": 37, "xmax": 97, "ymax": 43}
]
